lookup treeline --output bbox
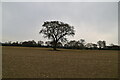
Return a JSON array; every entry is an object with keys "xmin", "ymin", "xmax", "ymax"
[{"xmin": 1, "ymin": 39, "xmax": 120, "ymax": 50}]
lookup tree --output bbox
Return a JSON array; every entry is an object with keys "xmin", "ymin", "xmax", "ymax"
[
  {"xmin": 85, "ymin": 43, "xmax": 97, "ymax": 49},
  {"xmin": 50, "ymin": 41, "xmax": 63, "ymax": 47},
  {"xmin": 102, "ymin": 41, "xmax": 106, "ymax": 48},
  {"xmin": 38, "ymin": 41, "xmax": 44, "ymax": 46},
  {"xmin": 45, "ymin": 41, "xmax": 51, "ymax": 47},
  {"xmin": 68, "ymin": 40, "xmax": 77, "ymax": 47},
  {"xmin": 40, "ymin": 21, "xmax": 75, "ymax": 50},
  {"xmin": 79, "ymin": 39, "xmax": 85, "ymax": 44},
  {"xmin": 57, "ymin": 42, "xmax": 63, "ymax": 47},
  {"xmin": 79, "ymin": 39, "xmax": 85, "ymax": 49},
  {"xmin": 110, "ymin": 43, "xmax": 114, "ymax": 46},
  {"xmin": 97, "ymin": 40, "xmax": 106, "ymax": 49},
  {"xmin": 63, "ymin": 40, "xmax": 85, "ymax": 49},
  {"xmin": 12, "ymin": 41, "xmax": 19, "ymax": 46},
  {"xmin": 85, "ymin": 43, "xmax": 93, "ymax": 48},
  {"xmin": 92, "ymin": 44, "xmax": 98, "ymax": 49},
  {"xmin": 22, "ymin": 40, "xmax": 36, "ymax": 47}
]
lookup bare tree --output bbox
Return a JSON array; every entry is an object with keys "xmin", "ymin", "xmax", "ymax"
[
  {"xmin": 97, "ymin": 41, "xmax": 103, "ymax": 48},
  {"xmin": 97, "ymin": 40, "xmax": 106, "ymax": 49},
  {"xmin": 45, "ymin": 41, "xmax": 51, "ymax": 47},
  {"xmin": 85, "ymin": 43, "xmax": 93, "ymax": 48},
  {"xmin": 38, "ymin": 41, "xmax": 44, "ymax": 46},
  {"xmin": 92, "ymin": 44, "xmax": 98, "ymax": 48},
  {"xmin": 79, "ymin": 39, "xmax": 85, "ymax": 48},
  {"xmin": 102, "ymin": 41, "xmax": 106, "ymax": 48},
  {"xmin": 40, "ymin": 21, "xmax": 75, "ymax": 50}
]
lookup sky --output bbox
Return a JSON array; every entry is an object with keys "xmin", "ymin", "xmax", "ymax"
[
  {"xmin": 2, "ymin": 2, "xmax": 118, "ymax": 45},
  {"xmin": 1, "ymin": 0, "xmax": 120, "ymax": 2}
]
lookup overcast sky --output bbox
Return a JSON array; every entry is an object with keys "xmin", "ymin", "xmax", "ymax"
[{"xmin": 2, "ymin": 2, "xmax": 118, "ymax": 45}]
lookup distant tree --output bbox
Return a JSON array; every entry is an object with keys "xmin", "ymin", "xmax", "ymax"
[
  {"xmin": 102, "ymin": 41, "xmax": 106, "ymax": 48},
  {"xmin": 50, "ymin": 41, "xmax": 63, "ymax": 47},
  {"xmin": 64, "ymin": 40, "xmax": 80, "ymax": 49},
  {"xmin": 110, "ymin": 43, "xmax": 114, "ymax": 46},
  {"xmin": 79, "ymin": 39, "xmax": 85, "ymax": 48},
  {"xmin": 38, "ymin": 41, "xmax": 44, "ymax": 46},
  {"xmin": 97, "ymin": 40, "xmax": 106, "ymax": 49},
  {"xmin": 92, "ymin": 44, "xmax": 98, "ymax": 49},
  {"xmin": 79, "ymin": 39, "xmax": 85, "ymax": 44},
  {"xmin": 85, "ymin": 43, "xmax": 98, "ymax": 49},
  {"xmin": 57, "ymin": 42, "xmax": 63, "ymax": 47},
  {"xmin": 97, "ymin": 41, "xmax": 102, "ymax": 48},
  {"xmin": 108, "ymin": 43, "xmax": 120, "ymax": 50},
  {"xmin": 6, "ymin": 41, "xmax": 12, "ymax": 44},
  {"xmin": 64, "ymin": 44, "xmax": 68, "ymax": 48},
  {"xmin": 85, "ymin": 43, "xmax": 93, "ymax": 48},
  {"xmin": 22, "ymin": 40, "xmax": 36, "ymax": 47},
  {"xmin": 12, "ymin": 41, "xmax": 19, "ymax": 46},
  {"xmin": 75, "ymin": 41, "xmax": 81, "ymax": 48},
  {"xmin": 68, "ymin": 40, "xmax": 77, "ymax": 48},
  {"xmin": 31, "ymin": 40, "xmax": 36, "ymax": 45},
  {"xmin": 45, "ymin": 41, "xmax": 51, "ymax": 47},
  {"xmin": 20, "ymin": 42, "xmax": 22, "ymax": 44},
  {"xmin": 64, "ymin": 40, "xmax": 85, "ymax": 49},
  {"xmin": 40, "ymin": 21, "xmax": 75, "ymax": 50}
]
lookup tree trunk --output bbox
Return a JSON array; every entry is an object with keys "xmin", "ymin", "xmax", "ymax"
[
  {"xmin": 53, "ymin": 46, "xmax": 57, "ymax": 50},
  {"xmin": 53, "ymin": 42, "xmax": 57, "ymax": 51}
]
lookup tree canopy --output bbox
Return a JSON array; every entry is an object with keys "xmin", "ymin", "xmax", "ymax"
[{"xmin": 39, "ymin": 21, "xmax": 75, "ymax": 50}]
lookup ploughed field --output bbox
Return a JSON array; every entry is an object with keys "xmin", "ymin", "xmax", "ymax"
[{"xmin": 2, "ymin": 46, "xmax": 118, "ymax": 78}]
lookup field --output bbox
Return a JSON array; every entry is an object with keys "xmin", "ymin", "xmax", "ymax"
[{"xmin": 2, "ymin": 46, "xmax": 118, "ymax": 78}]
